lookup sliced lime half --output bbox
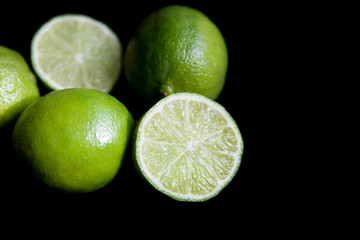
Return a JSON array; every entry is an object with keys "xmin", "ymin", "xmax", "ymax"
[
  {"xmin": 133, "ymin": 93, "xmax": 244, "ymax": 201},
  {"xmin": 31, "ymin": 14, "xmax": 121, "ymax": 92}
]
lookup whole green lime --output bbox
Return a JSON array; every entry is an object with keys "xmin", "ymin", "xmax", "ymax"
[
  {"xmin": 0, "ymin": 45, "xmax": 40, "ymax": 129},
  {"xmin": 12, "ymin": 88, "xmax": 134, "ymax": 193},
  {"xmin": 124, "ymin": 5, "xmax": 228, "ymax": 102}
]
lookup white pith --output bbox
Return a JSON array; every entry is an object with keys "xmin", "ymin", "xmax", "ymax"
[{"xmin": 136, "ymin": 93, "xmax": 244, "ymax": 201}]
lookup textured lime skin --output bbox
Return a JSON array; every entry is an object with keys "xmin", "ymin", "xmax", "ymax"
[
  {"xmin": 12, "ymin": 89, "xmax": 134, "ymax": 193},
  {"xmin": 124, "ymin": 5, "xmax": 228, "ymax": 102},
  {"xmin": 0, "ymin": 46, "xmax": 40, "ymax": 129}
]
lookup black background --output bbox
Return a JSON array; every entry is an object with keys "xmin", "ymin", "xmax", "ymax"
[{"xmin": 0, "ymin": 0, "xmax": 345, "ymax": 234}]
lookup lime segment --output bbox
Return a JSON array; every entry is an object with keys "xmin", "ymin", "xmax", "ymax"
[
  {"xmin": 134, "ymin": 93, "xmax": 243, "ymax": 201},
  {"xmin": 31, "ymin": 14, "xmax": 121, "ymax": 92}
]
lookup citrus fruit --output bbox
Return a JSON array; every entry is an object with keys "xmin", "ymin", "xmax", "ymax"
[
  {"xmin": 12, "ymin": 88, "xmax": 134, "ymax": 193},
  {"xmin": 31, "ymin": 14, "xmax": 122, "ymax": 93},
  {"xmin": 124, "ymin": 5, "xmax": 228, "ymax": 102},
  {"xmin": 133, "ymin": 93, "xmax": 243, "ymax": 201},
  {"xmin": 0, "ymin": 45, "xmax": 40, "ymax": 130}
]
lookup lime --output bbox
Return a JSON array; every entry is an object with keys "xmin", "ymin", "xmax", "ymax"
[
  {"xmin": 0, "ymin": 45, "xmax": 40, "ymax": 130},
  {"xmin": 12, "ymin": 88, "xmax": 134, "ymax": 193},
  {"xmin": 124, "ymin": 5, "xmax": 228, "ymax": 102},
  {"xmin": 31, "ymin": 14, "xmax": 121, "ymax": 93},
  {"xmin": 133, "ymin": 93, "xmax": 243, "ymax": 201}
]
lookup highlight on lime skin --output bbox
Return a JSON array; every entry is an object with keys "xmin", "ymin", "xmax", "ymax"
[
  {"xmin": 11, "ymin": 89, "xmax": 134, "ymax": 193},
  {"xmin": 124, "ymin": 5, "xmax": 228, "ymax": 103},
  {"xmin": 0, "ymin": 45, "xmax": 40, "ymax": 130},
  {"xmin": 1, "ymin": 5, "xmax": 243, "ymax": 201}
]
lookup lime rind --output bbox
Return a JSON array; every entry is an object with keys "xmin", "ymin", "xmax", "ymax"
[
  {"xmin": 134, "ymin": 93, "xmax": 243, "ymax": 201},
  {"xmin": 31, "ymin": 14, "xmax": 122, "ymax": 93},
  {"xmin": 0, "ymin": 46, "xmax": 40, "ymax": 129},
  {"xmin": 124, "ymin": 5, "xmax": 228, "ymax": 102},
  {"xmin": 12, "ymin": 88, "xmax": 134, "ymax": 193}
]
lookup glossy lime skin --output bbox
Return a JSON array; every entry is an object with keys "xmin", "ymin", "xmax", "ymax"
[
  {"xmin": 12, "ymin": 89, "xmax": 134, "ymax": 193},
  {"xmin": 0, "ymin": 46, "xmax": 40, "ymax": 129},
  {"xmin": 124, "ymin": 5, "xmax": 228, "ymax": 102}
]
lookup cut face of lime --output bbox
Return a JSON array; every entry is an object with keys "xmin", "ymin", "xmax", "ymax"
[
  {"xmin": 134, "ymin": 93, "xmax": 244, "ymax": 201},
  {"xmin": 31, "ymin": 14, "xmax": 121, "ymax": 92}
]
